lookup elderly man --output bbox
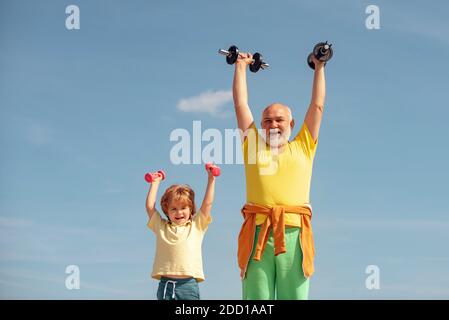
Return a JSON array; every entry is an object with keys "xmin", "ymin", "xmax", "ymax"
[{"xmin": 233, "ymin": 52, "xmax": 326, "ymax": 300}]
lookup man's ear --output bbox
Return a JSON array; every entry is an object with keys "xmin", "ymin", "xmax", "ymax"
[{"xmin": 290, "ymin": 118, "xmax": 295, "ymax": 130}]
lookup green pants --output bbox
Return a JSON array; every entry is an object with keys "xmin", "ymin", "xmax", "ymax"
[{"xmin": 242, "ymin": 226, "xmax": 310, "ymax": 300}]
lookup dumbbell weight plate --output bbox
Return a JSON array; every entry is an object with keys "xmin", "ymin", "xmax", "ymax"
[
  {"xmin": 157, "ymin": 170, "xmax": 166, "ymax": 180},
  {"xmin": 313, "ymin": 42, "xmax": 333, "ymax": 62},
  {"xmin": 226, "ymin": 45, "xmax": 239, "ymax": 65},
  {"xmin": 212, "ymin": 167, "xmax": 221, "ymax": 177},
  {"xmin": 307, "ymin": 53, "xmax": 316, "ymax": 69},
  {"xmin": 249, "ymin": 52, "xmax": 262, "ymax": 73}
]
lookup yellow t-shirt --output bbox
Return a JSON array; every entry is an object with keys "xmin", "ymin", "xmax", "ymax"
[
  {"xmin": 147, "ymin": 210, "xmax": 211, "ymax": 282},
  {"xmin": 242, "ymin": 122, "xmax": 318, "ymax": 226}
]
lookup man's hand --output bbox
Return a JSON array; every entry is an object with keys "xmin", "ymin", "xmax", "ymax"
[
  {"xmin": 311, "ymin": 55, "xmax": 325, "ymax": 69},
  {"xmin": 236, "ymin": 52, "xmax": 254, "ymax": 68}
]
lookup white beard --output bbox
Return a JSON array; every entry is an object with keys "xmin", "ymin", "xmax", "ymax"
[{"xmin": 262, "ymin": 127, "xmax": 292, "ymax": 148}]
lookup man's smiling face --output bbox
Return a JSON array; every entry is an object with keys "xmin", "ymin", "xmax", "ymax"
[{"xmin": 261, "ymin": 103, "xmax": 294, "ymax": 148}]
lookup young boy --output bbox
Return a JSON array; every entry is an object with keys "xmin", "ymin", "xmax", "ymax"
[{"xmin": 145, "ymin": 166, "xmax": 216, "ymax": 300}]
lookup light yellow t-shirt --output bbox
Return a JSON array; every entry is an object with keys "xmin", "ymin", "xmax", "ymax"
[
  {"xmin": 147, "ymin": 210, "xmax": 211, "ymax": 282},
  {"xmin": 243, "ymin": 122, "xmax": 318, "ymax": 226}
]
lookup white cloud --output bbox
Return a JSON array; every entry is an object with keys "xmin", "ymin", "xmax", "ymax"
[{"xmin": 177, "ymin": 90, "xmax": 233, "ymax": 117}]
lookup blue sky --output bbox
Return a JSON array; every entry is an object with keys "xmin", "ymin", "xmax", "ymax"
[{"xmin": 1, "ymin": 0, "xmax": 449, "ymax": 299}]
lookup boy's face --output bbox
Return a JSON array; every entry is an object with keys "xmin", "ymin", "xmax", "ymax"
[{"xmin": 167, "ymin": 198, "xmax": 192, "ymax": 225}]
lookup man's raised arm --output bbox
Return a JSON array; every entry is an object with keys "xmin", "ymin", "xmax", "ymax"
[
  {"xmin": 233, "ymin": 53, "xmax": 254, "ymax": 134},
  {"xmin": 304, "ymin": 56, "xmax": 326, "ymax": 142}
]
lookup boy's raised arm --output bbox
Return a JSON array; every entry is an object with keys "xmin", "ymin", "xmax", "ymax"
[
  {"xmin": 199, "ymin": 170, "xmax": 216, "ymax": 218},
  {"xmin": 145, "ymin": 177, "xmax": 162, "ymax": 219}
]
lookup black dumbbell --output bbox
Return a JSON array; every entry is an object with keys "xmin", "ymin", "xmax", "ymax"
[
  {"xmin": 307, "ymin": 41, "xmax": 333, "ymax": 69},
  {"xmin": 218, "ymin": 45, "xmax": 269, "ymax": 73}
]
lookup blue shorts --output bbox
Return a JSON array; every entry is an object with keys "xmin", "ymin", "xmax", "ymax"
[{"xmin": 157, "ymin": 277, "xmax": 200, "ymax": 300}]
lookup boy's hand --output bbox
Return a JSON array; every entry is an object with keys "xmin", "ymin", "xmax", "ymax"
[
  {"xmin": 151, "ymin": 176, "xmax": 163, "ymax": 183},
  {"xmin": 207, "ymin": 169, "xmax": 215, "ymax": 181},
  {"xmin": 236, "ymin": 52, "xmax": 254, "ymax": 68}
]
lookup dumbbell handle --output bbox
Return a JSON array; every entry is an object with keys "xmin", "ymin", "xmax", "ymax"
[{"xmin": 218, "ymin": 49, "xmax": 231, "ymax": 56}]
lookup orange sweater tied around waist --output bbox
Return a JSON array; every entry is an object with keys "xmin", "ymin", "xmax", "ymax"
[{"xmin": 237, "ymin": 203, "xmax": 315, "ymax": 279}]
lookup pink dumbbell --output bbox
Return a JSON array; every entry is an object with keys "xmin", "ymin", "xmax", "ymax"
[
  {"xmin": 205, "ymin": 163, "xmax": 221, "ymax": 177},
  {"xmin": 144, "ymin": 170, "xmax": 166, "ymax": 183}
]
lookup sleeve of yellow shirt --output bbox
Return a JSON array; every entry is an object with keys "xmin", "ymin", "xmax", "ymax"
[
  {"xmin": 193, "ymin": 210, "xmax": 212, "ymax": 232},
  {"xmin": 293, "ymin": 122, "xmax": 318, "ymax": 159},
  {"xmin": 147, "ymin": 210, "xmax": 163, "ymax": 233}
]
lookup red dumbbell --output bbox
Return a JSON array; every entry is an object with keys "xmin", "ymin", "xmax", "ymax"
[
  {"xmin": 144, "ymin": 170, "xmax": 166, "ymax": 183},
  {"xmin": 205, "ymin": 163, "xmax": 221, "ymax": 177}
]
